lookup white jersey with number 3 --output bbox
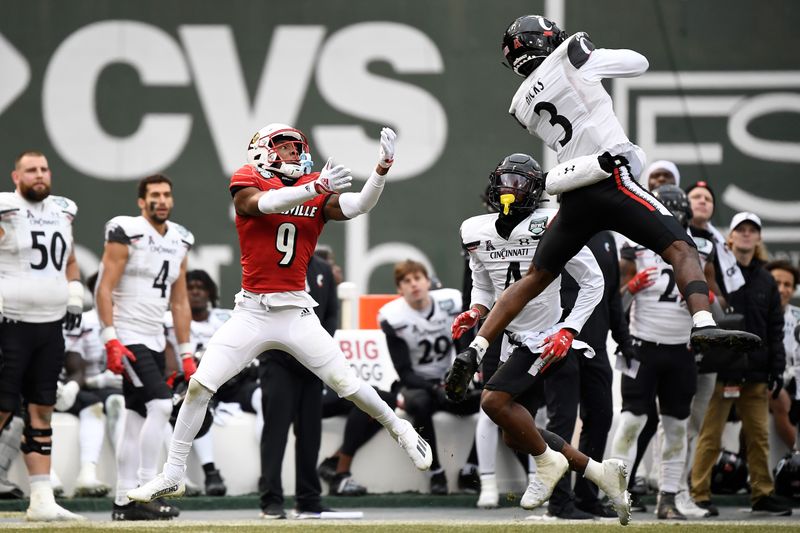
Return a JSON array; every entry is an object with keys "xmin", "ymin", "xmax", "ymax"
[
  {"xmin": 104, "ymin": 216, "xmax": 193, "ymax": 348},
  {"xmin": 0, "ymin": 192, "xmax": 76, "ymax": 322}
]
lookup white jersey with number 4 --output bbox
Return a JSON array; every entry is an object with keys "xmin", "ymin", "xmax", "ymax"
[
  {"xmin": 378, "ymin": 288, "xmax": 462, "ymax": 381},
  {"xmin": 509, "ymin": 32, "xmax": 648, "ymax": 172},
  {"xmin": 0, "ymin": 192, "xmax": 77, "ymax": 322},
  {"xmin": 104, "ymin": 215, "xmax": 193, "ymax": 350}
]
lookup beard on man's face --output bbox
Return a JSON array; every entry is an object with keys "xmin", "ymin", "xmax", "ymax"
[
  {"xmin": 21, "ymin": 182, "xmax": 50, "ymax": 202},
  {"xmin": 146, "ymin": 201, "xmax": 171, "ymax": 224}
]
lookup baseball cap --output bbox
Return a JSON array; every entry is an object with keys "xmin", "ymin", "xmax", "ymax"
[{"xmin": 729, "ymin": 212, "xmax": 762, "ymax": 232}]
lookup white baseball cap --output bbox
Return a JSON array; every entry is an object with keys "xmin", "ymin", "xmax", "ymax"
[{"xmin": 729, "ymin": 212, "xmax": 762, "ymax": 232}]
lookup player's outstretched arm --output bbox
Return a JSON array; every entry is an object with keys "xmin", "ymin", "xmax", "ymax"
[{"xmin": 325, "ymin": 127, "xmax": 395, "ymax": 221}]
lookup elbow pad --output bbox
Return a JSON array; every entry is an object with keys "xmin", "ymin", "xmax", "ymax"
[{"xmin": 545, "ymin": 154, "xmax": 609, "ymax": 195}]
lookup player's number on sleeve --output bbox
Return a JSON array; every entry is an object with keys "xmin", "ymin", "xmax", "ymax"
[
  {"xmin": 152, "ymin": 260, "xmax": 169, "ymax": 298},
  {"xmin": 533, "ymin": 101, "xmax": 573, "ymax": 147},
  {"xmin": 418, "ymin": 335, "xmax": 452, "ymax": 365},
  {"xmin": 30, "ymin": 230, "xmax": 67, "ymax": 271},
  {"xmin": 658, "ymin": 269, "xmax": 679, "ymax": 302},
  {"xmin": 276, "ymin": 223, "xmax": 297, "ymax": 267}
]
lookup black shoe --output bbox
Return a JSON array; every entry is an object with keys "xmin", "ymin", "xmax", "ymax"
[
  {"xmin": 752, "ymin": 494, "xmax": 793, "ymax": 516},
  {"xmin": 444, "ymin": 349, "xmax": 478, "ymax": 402},
  {"xmin": 457, "ymin": 464, "xmax": 480, "ymax": 494},
  {"xmin": 111, "ymin": 500, "xmax": 177, "ymax": 521},
  {"xmin": 0, "ymin": 480, "xmax": 24, "ymax": 499},
  {"xmin": 293, "ymin": 504, "xmax": 334, "ymax": 519},
  {"xmin": 204, "ymin": 469, "xmax": 227, "ymax": 496},
  {"xmin": 630, "ymin": 493, "xmax": 647, "ymax": 513},
  {"xmin": 330, "ymin": 472, "xmax": 367, "ymax": 496},
  {"xmin": 690, "ymin": 326, "xmax": 761, "ymax": 353},
  {"xmin": 576, "ymin": 499, "xmax": 618, "ymax": 518},
  {"xmin": 550, "ymin": 504, "xmax": 595, "ymax": 520},
  {"xmin": 695, "ymin": 499, "xmax": 719, "ymax": 517},
  {"xmin": 154, "ymin": 498, "xmax": 180, "ymax": 518},
  {"xmin": 430, "ymin": 470, "xmax": 448, "ymax": 495},
  {"xmin": 260, "ymin": 502, "xmax": 286, "ymax": 520},
  {"xmin": 317, "ymin": 456, "xmax": 338, "ymax": 484},
  {"xmin": 656, "ymin": 491, "xmax": 687, "ymax": 520}
]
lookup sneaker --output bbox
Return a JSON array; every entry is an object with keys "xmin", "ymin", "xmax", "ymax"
[
  {"xmin": 444, "ymin": 349, "xmax": 478, "ymax": 402},
  {"xmin": 26, "ymin": 500, "xmax": 85, "ymax": 522},
  {"xmin": 751, "ymin": 494, "xmax": 793, "ymax": 516},
  {"xmin": 0, "ymin": 479, "xmax": 24, "ymax": 499},
  {"xmin": 458, "ymin": 464, "xmax": 480, "ymax": 494},
  {"xmin": 520, "ymin": 453, "xmax": 568, "ymax": 510},
  {"xmin": 550, "ymin": 503, "xmax": 595, "ymax": 520},
  {"xmin": 204, "ymin": 469, "xmax": 227, "ymax": 496},
  {"xmin": 656, "ymin": 491, "xmax": 687, "ymax": 520},
  {"xmin": 694, "ymin": 499, "xmax": 719, "ymax": 517},
  {"xmin": 260, "ymin": 502, "xmax": 286, "ymax": 520},
  {"xmin": 390, "ymin": 419, "xmax": 433, "ymax": 471},
  {"xmin": 690, "ymin": 326, "xmax": 761, "ymax": 353},
  {"xmin": 576, "ymin": 499, "xmax": 618, "ymax": 518},
  {"xmin": 477, "ymin": 474, "xmax": 499, "ymax": 509},
  {"xmin": 127, "ymin": 473, "xmax": 186, "ymax": 503},
  {"xmin": 292, "ymin": 505, "xmax": 334, "ymax": 519},
  {"xmin": 430, "ymin": 470, "xmax": 448, "ymax": 495},
  {"xmin": 592, "ymin": 459, "xmax": 631, "ymax": 526},
  {"xmin": 111, "ymin": 501, "xmax": 175, "ymax": 521},
  {"xmin": 630, "ymin": 492, "xmax": 647, "ymax": 513},
  {"xmin": 317, "ymin": 456, "xmax": 338, "ymax": 484},
  {"xmin": 675, "ymin": 490, "xmax": 710, "ymax": 518},
  {"xmin": 330, "ymin": 473, "xmax": 367, "ymax": 496}
]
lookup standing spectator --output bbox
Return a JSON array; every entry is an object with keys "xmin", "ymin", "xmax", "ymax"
[
  {"xmin": 691, "ymin": 212, "xmax": 792, "ymax": 516},
  {"xmin": 314, "ymin": 244, "xmax": 344, "ymax": 286},
  {"xmin": 96, "ymin": 174, "xmax": 195, "ymax": 521},
  {"xmin": 380, "ymin": 260, "xmax": 478, "ymax": 495},
  {"xmin": 641, "ymin": 160, "xmax": 680, "ymax": 191},
  {"xmin": 258, "ymin": 254, "xmax": 338, "ymax": 519},
  {"xmin": 765, "ymin": 260, "xmax": 800, "ymax": 450},
  {"xmin": 0, "ymin": 151, "xmax": 84, "ymax": 521}
]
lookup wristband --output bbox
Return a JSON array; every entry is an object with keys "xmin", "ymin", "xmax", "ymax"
[
  {"xmin": 100, "ymin": 326, "xmax": 118, "ymax": 344},
  {"xmin": 469, "ymin": 336, "xmax": 490, "ymax": 364},
  {"xmin": 178, "ymin": 343, "xmax": 194, "ymax": 358},
  {"xmin": 67, "ymin": 280, "xmax": 84, "ymax": 303}
]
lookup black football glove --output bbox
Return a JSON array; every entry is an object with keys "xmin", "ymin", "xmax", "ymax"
[
  {"xmin": 769, "ymin": 373, "xmax": 784, "ymax": 400},
  {"xmin": 597, "ymin": 152, "xmax": 629, "ymax": 174},
  {"xmin": 617, "ymin": 338, "xmax": 638, "ymax": 369}
]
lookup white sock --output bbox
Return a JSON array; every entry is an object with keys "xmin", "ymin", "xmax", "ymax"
[
  {"xmin": 660, "ymin": 415, "xmax": 688, "ymax": 494},
  {"xmin": 137, "ymin": 399, "xmax": 172, "ymax": 485},
  {"xmin": 583, "ymin": 458, "xmax": 604, "ymax": 484},
  {"xmin": 79, "ymin": 404, "xmax": 106, "ymax": 465},
  {"xmin": 346, "ymin": 382, "xmax": 404, "ymax": 435},
  {"xmin": 692, "ymin": 310, "xmax": 715, "ymax": 328},
  {"xmin": 609, "ymin": 411, "xmax": 648, "ymax": 485},
  {"xmin": 165, "ymin": 380, "xmax": 214, "ymax": 483},
  {"xmin": 115, "ymin": 409, "xmax": 144, "ymax": 505},
  {"xmin": 476, "ymin": 409, "xmax": 499, "ymax": 475},
  {"xmin": 193, "ymin": 433, "xmax": 215, "ymax": 466},
  {"xmin": 29, "ymin": 477, "xmax": 54, "ymax": 504},
  {"xmin": 532, "ymin": 445, "xmax": 560, "ymax": 468}
]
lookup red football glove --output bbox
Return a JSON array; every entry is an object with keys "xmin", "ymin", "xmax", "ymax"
[
  {"xmin": 105, "ymin": 339, "xmax": 136, "ymax": 375},
  {"xmin": 627, "ymin": 266, "xmax": 658, "ymax": 294},
  {"xmin": 181, "ymin": 356, "xmax": 197, "ymax": 381},
  {"xmin": 539, "ymin": 329, "xmax": 575, "ymax": 373},
  {"xmin": 165, "ymin": 371, "xmax": 179, "ymax": 388},
  {"xmin": 452, "ymin": 307, "xmax": 482, "ymax": 339}
]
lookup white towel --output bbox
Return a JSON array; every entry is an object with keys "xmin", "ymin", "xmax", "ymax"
[{"xmin": 707, "ymin": 222, "xmax": 745, "ymax": 294}]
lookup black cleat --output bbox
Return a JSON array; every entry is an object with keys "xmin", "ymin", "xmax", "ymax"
[
  {"xmin": 629, "ymin": 492, "xmax": 647, "ymax": 513},
  {"xmin": 751, "ymin": 494, "xmax": 793, "ymax": 516},
  {"xmin": 457, "ymin": 464, "xmax": 480, "ymax": 495},
  {"xmin": 330, "ymin": 472, "xmax": 367, "ymax": 496},
  {"xmin": 690, "ymin": 326, "xmax": 761, "ymax": 353},
  {"xmin": 445, "ymin": 348, "xmax": 478, "ymax": 402},
  {"xmin": 430, "ymin": 470, "xmax": 448, "ymax": 495},
  {"xmin": 317, "ymin": 456, "xmax": 338, "ymax": 484},
  {"xmin": 695, "ymin": 499, "xmax": 719, "ymax": 517},
  {"xmin": 656, "ymin": 491, "xmax": 687, "ymax": 520},
  {"xmin": 204, "ymin": 469, "xmax": 227, "ymax": 496},
  {"xmin": 111, "ymin": 500, "xmax": 179, "ymax": 521}
]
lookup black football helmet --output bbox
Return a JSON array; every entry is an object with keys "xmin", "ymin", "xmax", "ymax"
[
  {"xmin": 653, "ymin": 184, "xmax": 693, "ymax": 228},
  {"xmin": 502, "ymin": 15, "xmax": 568, "ymax": 77},
  {"xmin": 710, "ymin": 449, "xmax": 749, "ymax": 495},
  {"xmin": 488, "ymin": 153, "xmax": 545, "ymax": 216},
  {"xmin": 774, "ymin": 451, "xmax": 800, "ymax": 498}
]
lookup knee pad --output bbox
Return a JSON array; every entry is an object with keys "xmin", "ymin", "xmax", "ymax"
[
  {"xmin": 186, "ymin": 378, "xmax": 214, "ymax": 404},
  {"xmin": 321, "ymin": 362, "xmax": 360, "ymax": 398},
  {"xmin": 145, "ymin": 398, "xmax": 173, "ymax": 419},
  {"xmin": 21, "ymin": 425, "xmax": 52, "ymax": 455}
]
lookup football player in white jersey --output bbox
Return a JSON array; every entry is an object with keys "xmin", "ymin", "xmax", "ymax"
[
  {"xmin": 450, "ymin": 153, "xmax": 631, "ymax": 524},
  {"xmin": 447, "ymin": 16, "xmax": 759, "ymax": 409},
  {"xmin": 164, "ymin": 270, "xmax": 234, "ymax": 496},
  {"xmin": 95, "ymin": 174, "xmax": 195, "ymax": 521},
  {"xmin": 610, "ymin": 185, "xmax": 720, "ymax": 520},
  {"xmin": 378, "ymin": 260, "xmax": 477, "ymax": 494},
  {"xmin": 765, "ymin": 261, "xmax": 800, "ymax": 451},
  {"xmin": 0, "ymin": 151, "xmax": 84, "ymax": 521}
]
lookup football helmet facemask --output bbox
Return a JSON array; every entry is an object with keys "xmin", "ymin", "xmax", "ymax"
[
  {"xmin": 488, "ymin": 153, "xmax": 545, "ymax": 216},
  {"xmin": 653, "ymin": 184, "xmax": 693, "ymax": 228},
  {"xmin": 502, "ymin": 15, "xmax": 568, "ymax": 78},
  {"xmin": 247, "ymin": 123, "xmax": 313, "ymax": 179}
]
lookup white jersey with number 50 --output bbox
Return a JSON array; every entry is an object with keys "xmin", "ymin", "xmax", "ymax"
[
  {"xmin": 103, "ymin": 216, "xmax": 193, "ymax": 346},
  {"xmin": 0, "ymin": 192, "xmax": 76, "ymax": 322},
  {"xmin": 509, "ymin": 32, "xmax": 648, "ymax": 170}
]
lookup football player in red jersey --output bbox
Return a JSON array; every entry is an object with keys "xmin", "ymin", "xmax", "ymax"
[{"xmin": 129, "ymin": 124, "xmax": 434, "ymax": 503}]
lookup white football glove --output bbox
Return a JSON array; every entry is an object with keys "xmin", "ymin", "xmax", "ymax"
[
  {"xmin": 378, "ymin": 127, "xmax": 396, "ymax": 168},
  {"xmin": 314, "ymin": 158, "xmax": 352, "ymax": 194},
  {"xmin": 55, "ymin": 381, "xmax": 80, "ymax": 411}
]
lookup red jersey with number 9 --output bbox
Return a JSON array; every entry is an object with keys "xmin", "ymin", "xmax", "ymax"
[{"xmin": 229, "ymin": 165, "xmax": 330, "ymax": 293}]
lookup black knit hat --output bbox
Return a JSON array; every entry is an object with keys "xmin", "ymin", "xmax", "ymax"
[{"xmin": 685, "ymin": 180, "xmax": 716, "ymax": 205}]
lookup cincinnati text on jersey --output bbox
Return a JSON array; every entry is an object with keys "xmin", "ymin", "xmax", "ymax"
[{"xmin": 489, "ymin": 247, "xmax": 531, "ymax": 260}]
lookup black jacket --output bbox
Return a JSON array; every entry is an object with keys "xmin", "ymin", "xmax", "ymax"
[{"xmin": 719, "ymin": 258, "xmax": 785, "ymax": 383}]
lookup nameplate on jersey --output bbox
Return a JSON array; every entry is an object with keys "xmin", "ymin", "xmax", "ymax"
[{"xmin": 334, "ymin": 329, "xmax": 399, "ymax": 392}]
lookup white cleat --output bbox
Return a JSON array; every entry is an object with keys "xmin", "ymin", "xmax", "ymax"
[
  {"xmin": 675, "ymin": 490, "xmax": 710, "ymax": 518},
  {"xmin": 26, "ymin": 497, "xmax": 85, "ymax": 522},
  {"xmin": 127, "ymin": 473, "xmax": 186, "ymax": 503},
  {"xmin": 520, "ymin": 453, "xmax": 568, "ymax": 510},
  {"xmin": 477, "ymin": 474, "xmax": 499, "ymax": 509},
  {"xmin": 391, "ymin": 419, "xmax": 433, "ymax": 471},
  {"xmin": 594, "ymin": 459, "xmax": 632, "ymax": 526}
]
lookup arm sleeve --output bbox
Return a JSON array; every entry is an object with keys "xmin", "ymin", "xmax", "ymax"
[
  {"xmin": 337, "ymin": 170, "xmax": 386, "ymax": 219},
  {"xmin": 579, "ymin": 48, "xmax": 649, "ymax": 83},
  {"xmin": 561, "ymin": 246, "xmax": 605, "ymax": 334},
  {"xmin": 257, "ymin": 182, "xmax": 319, "ymax": 214},
  {"xmin": 380, "ymin": 320, "xmax": 432, "ymax": 390}
]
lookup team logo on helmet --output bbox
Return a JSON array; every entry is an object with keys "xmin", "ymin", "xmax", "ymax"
[{"xmin": 501, "ymin": 15, "xmax": 568, "ymax": 78}]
